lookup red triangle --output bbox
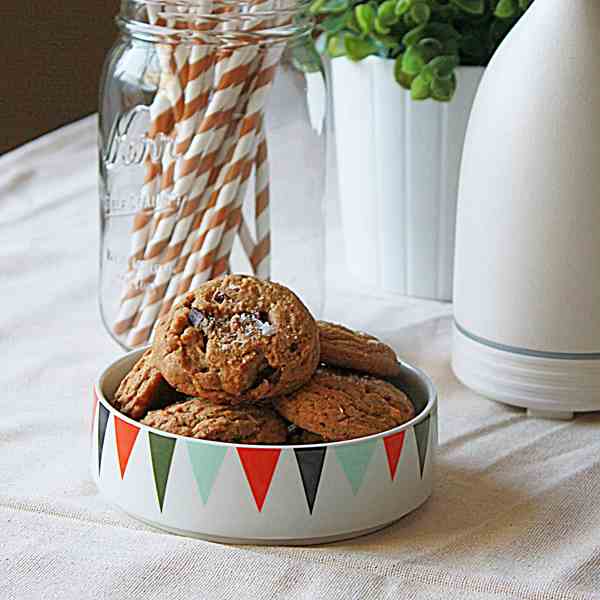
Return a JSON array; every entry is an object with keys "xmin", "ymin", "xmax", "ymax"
[
  {"xmin": 114, "ymin": 415, "xmax": 140, "ymax": 479},
  {"xmin": 383, "ymin": 430, "xmax": 406, "ymax": 481},
  {"xmin": 237, "ymin": 448, "xmax": 281, "ymax": 512},
  {"xmin": 91, "ymin": 387, "xmax": 99, "ymax": 435}
]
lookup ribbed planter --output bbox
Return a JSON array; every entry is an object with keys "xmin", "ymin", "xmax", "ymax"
[{"xmin": 331, "ymin": 57, "xmax": 484, "ymax": 301}]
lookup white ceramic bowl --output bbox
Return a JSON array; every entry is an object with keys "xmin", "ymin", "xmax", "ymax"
[{"xmin": 92, "ymin": 348, "xmax": 438, "ymax": 545}]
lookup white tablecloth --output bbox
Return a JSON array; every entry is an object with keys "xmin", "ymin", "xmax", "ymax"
[{"xmin": 2, "ymin": 116, "xmax": 600, "ymax": 600}]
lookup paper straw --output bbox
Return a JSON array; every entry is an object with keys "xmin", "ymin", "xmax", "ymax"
[
  {"xmin": 125, "ymin": 1, "xmax": 273, "ymax": 336},
  {"xmin": 250, "ymin": 119, "xmax": 271, "ymax": 279},
  {"xmin": 123, "ymin": 48, "xmax": 259, "ymax": 346},
  {"xmin": 120, "ymin": 0, "xmax": 285, "ymax": 345},
  {"xmin": 187, "ymin": 45, "xmax": 283, "ymax": 292}
]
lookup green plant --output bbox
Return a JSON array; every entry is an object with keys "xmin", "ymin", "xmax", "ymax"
[{"xmin": 311, "ymin": 0, "xmax": 532, "ymax": 101}]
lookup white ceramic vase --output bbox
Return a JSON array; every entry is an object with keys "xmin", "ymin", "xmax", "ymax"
[
  {"xmin": 453, "ymin": 0, "xmax": 600, "ymax": 417},
  {"xmin": 331, "ymin": 57, "xmax": 484, "ymax": 301}
]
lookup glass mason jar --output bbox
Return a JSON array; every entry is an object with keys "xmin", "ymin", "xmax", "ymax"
[{"xmin": 99, "ymin": 0, "xmax": 327, "ymax": 349}]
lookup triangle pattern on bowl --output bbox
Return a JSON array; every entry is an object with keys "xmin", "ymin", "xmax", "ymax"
[{"xmin": 237, "ymin": 448, "xmax": 281, "ymax": 512}]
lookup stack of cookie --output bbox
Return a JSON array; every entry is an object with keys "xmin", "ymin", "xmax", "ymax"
[{"xmin": 112, "ymin": 275, "xmax": 415, "ymax": 444}]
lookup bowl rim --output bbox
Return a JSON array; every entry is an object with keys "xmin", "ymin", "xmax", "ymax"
[{"xmin": 95, "ymin": 346, "xmax": 438, "ymax": 450}]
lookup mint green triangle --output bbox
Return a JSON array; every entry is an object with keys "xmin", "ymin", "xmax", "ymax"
[
  {"xmin": 148, "ymin": 432, "xmax": 176, "ymax": 512},
  {"xmin": 335, "ymin": 439, "xmax": 377, "ymax": 495},
  {"xmin": 186, "ymin": 442, "xmax": 227, "ymax": 505}
]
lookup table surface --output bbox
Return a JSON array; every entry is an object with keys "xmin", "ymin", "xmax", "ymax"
[{"xmin": 3, "ymin": 116, "xmax": 600, "ymax": 600}]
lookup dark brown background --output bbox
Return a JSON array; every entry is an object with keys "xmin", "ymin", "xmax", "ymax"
[{"xmin": 2, "ymin": 1, "xmax": 118, "ymax": 154}]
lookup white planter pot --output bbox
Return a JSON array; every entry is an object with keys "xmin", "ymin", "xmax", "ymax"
[{"xmin": 331, "ymin": 57, "xmax": 484, "ymax": 301}]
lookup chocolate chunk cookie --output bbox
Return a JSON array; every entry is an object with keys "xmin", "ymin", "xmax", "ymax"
[
  {"xmin": 152, "ymin": 275, "xmax": 320, "ymax": 404},
  {"xmin": 286, "ymin": 425, "xmax": 326, "ymax": 445},
  {"xmin": 318, "ymin": 321, "xmax": 401, "ymax": 378},
  {"xmin": 141, "ymin": 398, "xmax": 288, "ymax": 444},
  {"xmin": 112, "ymin": 349, "xmax": 183, "ymax": 419},
  {"xmin": 274, "ymin": 367, "xmax": 415, "ymax": 442}
]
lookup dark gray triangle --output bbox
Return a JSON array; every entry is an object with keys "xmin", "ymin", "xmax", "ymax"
[
  {"xmin": 98, "ymin": 403, "xmax": 110, "ymax": 475},
  {"xmin": 294, "ymin": 447, "xmax": 326, "ymax": 514},
  {"xmin": 414, "ymin": 416, "xmax": 431, "ymax": 478}
]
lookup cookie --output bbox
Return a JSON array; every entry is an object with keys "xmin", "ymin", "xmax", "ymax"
[
  {"xmin": 317, "ymin": 321, "xmax": 401, "ymax": 378},
  {"xmin": 141, "ymin": 397, "xmax": 288, "ymax": 444},
  {"xmin": 274, "ymin": 367, "xmax": 415, "ymax": 442},
  {"xmin": 286, "ymin": 425, "xmax": 326, "ymax": 445},
  {"xmin": 112, "ymin": 349, "xmax": 183, "ymax": 419},
  {"xmin": 152, "ymin": 275, "xmax": 320, "ymax": 403}
]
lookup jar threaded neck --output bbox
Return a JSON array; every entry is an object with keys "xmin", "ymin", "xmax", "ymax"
[{"xmin": 118, "ymin": 0, "xmax": 313, "ymax": 46}]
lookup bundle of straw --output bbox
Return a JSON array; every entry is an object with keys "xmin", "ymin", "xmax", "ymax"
[{"xmin": 113, "ymin": 0, "xmax": 289, "ymax": 347}]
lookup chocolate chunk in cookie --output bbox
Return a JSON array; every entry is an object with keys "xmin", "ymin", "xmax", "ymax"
[
  {"xmin": 152, "ymin": 275, "xmax": 320, "ymax": 403},
  {"xmin": 112, "ymin": 349, "xmax": 183, "ymax": 419},
  {"xmin": 318, "ymin": 321, "xmax": 401, "ymax": 378},
  {"xmin": 274, "ymin": 367, "xmax": 415, "ymax": 442},
  {"xmin": 141, "ymin": 398, "xmax": 288, "ymax": 444}
]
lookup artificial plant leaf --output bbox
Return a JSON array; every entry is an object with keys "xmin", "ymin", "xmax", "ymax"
[
  {"xmin": 345, "ymin": 34, "xmax": 378, "ymax": 60},
  {"xmin": 436, "ymin": 3, "xmax": 458, "ymax": 20},
  {"xmin": 403, "ymin": 11, "xmax": 416, "ymax": 28},
  {"xmin": 449, "ymin": 0, "xmax": 485, "ymax": 15},
  {"xmin": 428, "ymin": 54, "xmax": 459, "ymax": 78},
  {"xmin": 494, "ymin": 0, "xmax": 516, "ymax": 18},
  {"xmin": 459, "ymin": 31, "xmax": 486, "ymax": 60},
  {"xmin": 420, "ymin": 63, "xmax": 434, "ymax": 84},
  {"xmin": 395, "ymin": 0, "xmax": 410, "ymax": 17},
  {"xmin": 355, "ymin": 4, "xmax": 376, "ymax": 34},
  {"xmin": 394, "ymin": 54, "xmax": 415, "ymax": 89},
  {"xmin": 411, "ymin": 73, "xmax": 431, "ymax": 100},
  {"xmin": 404, "ymin": 22, "xmax": 460, "ymax": 49},
  {"xmin": 346, "ymin": 11, "xmax": 361, "ymax": 33},
  {"xmin": 417, "ymin": 37, "xmax": 444, "ymax": 61},
  {"xmin": 445, "ymin": 39, "xmax": 459, "ymax": 55},
  {"xmin": 374, "ymin": 16, "xmax": 391, "ymax": 34},
  {"xmin": 310, "ymin": 0, "xmax": 327, "ymax": 15},
  {"xmin": 518, "ymin": 0, "xmax": 532, "ymax": 10},
  {"xmin": 431, "ymin": 73, "xmax": 456, "ymax": 101},
  {"xmin": 327, "ymin": 33, "xmax": 348, "ymax": 57},
  {"xmin": 378, "ymin": 0, "xmax": 399, "ymax": 26},
  {"xmin": 374, "ymin": 34, "xmax": 401, "ymax": 52},
  {"xmin": 321, "ymin": 12, "xmax": 350, "ymax": 34},
  {"xmin": 315, "ymin": 0, "xmax": 349, "ymax": 14},
  {"xmin": 425, "ymin": 22, "xmax": 462, "ymax": 42},
  {"xmin": 291, "ymin": 40, "xmax": 323, "ymax": 73},
  {"xmin": 402, "ymin": 24, "xmax": 426, "ymax": 47},
  {"xmin": 411, "ymin": 2, "xmax": 431, "ymax": 25},
  {"xmin": 402, "ymin": 45, "xmax": 425, "ymax": 75}
]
